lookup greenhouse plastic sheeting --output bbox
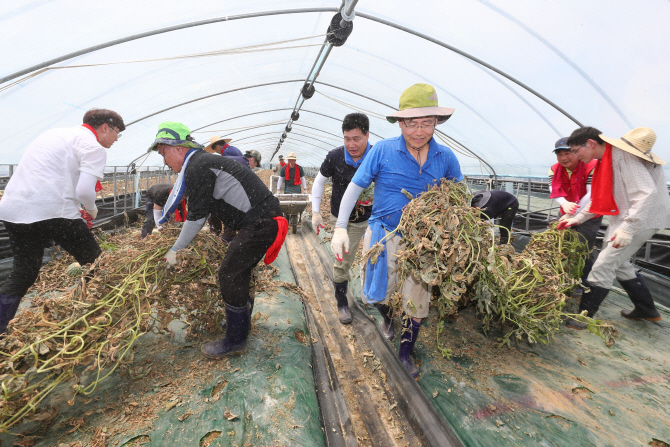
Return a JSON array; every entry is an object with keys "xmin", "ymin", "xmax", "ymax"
[
  {"xmin": 0, "ymin": 246, "xmax": 325, "ymax": 447},
  {"xmin": 1, "ymin": 1, "xmax": 669, "ymax": 178}
]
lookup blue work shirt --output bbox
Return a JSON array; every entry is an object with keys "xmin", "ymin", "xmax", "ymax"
[
  {"xmin": 221, "ymin": 144, "xmax": 243, "ymax": 157},
  {"xmin": 351, "ymin": 135, "xmax": 463, "ymax": 229}
]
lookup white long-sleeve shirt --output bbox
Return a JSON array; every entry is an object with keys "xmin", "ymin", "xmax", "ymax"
[{"xmin": 0, "ymin": 126, "xmax": 106, "ymax": 223}]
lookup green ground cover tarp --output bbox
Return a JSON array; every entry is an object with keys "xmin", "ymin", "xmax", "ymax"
[
  {"xmin": 313, "ymin": 222, "xmax": 670, "ymax": 447},
  {"xmin": 0, "ymin": 246, "xmax": 326, "ymax": 447}
]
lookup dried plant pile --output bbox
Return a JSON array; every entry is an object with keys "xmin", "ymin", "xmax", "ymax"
[
  {"xmin": 475, "ymin": 225, "xmax": 618, "ymax": 347},
  {"xmin": 368, "ymin": 179, "xmax": 617, "ymax": 349},
  {"xmin": 390, "ymin": 180, "xmax": 495, "ymax": 317},
  {"xmin": 0, "ymin": 228, "xmax": 279, "ymax": 432}
]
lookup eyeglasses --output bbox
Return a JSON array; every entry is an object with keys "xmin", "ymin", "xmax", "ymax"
[
  {"xmin": 402, "ymin": 119, "xmax": 436, "ymax": 131},
  {"xmin": 570, "ymin": 144, "xmax": 585, "ymax": 154},
  {"xmin": 108, "ymin": 125, "xmax": 122, "ymax": 139}
]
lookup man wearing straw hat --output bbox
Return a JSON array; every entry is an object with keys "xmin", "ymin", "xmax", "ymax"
[
  {"xmin": 560, "ymin": 126, "xmax": 670, "ymax": 329},
  {"xmin": 277, "ymin": 153, "xmax": 307, "ymax": 194},
  {"xmin": 332, "ymin": 84, "xmax": 463, "ymax": 379},
  {"xmin": 148, "ymin": 122, "xmax": 288, "ymax": 359}
]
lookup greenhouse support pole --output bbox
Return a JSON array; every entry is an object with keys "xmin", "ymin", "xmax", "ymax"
[
  {"xmin": 340, "ymin": 0, "xmax": 358, "ymax": 26},
  {"xmin": 133, "ymin": 173, "xmax": 140, "ymax": 208},
  {"xmin": 526, "ymin": 177, "xmax": 531, "ymax": 231}
]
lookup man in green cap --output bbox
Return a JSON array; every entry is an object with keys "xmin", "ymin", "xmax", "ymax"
[
  {"xmin": 331, "ymin": 84, "xmax": 463, "ymax": 379},
  {"xmin": 149, "ymin": 122, "xmax": 288, "ymax": 359}
]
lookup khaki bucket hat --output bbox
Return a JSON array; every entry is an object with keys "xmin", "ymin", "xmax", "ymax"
[
  {"xmin": 204, "ymin": 135, "xmax": 233, "ymax": 152},
  {"xmin": 599, "ymin": 127, "xmax": 666, "ymax": 166},
  {"xmin": 386, "ymin": 83, "xmax": 455, "ymax": 125}
]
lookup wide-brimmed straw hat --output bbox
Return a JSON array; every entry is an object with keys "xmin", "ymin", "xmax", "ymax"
[
  {"xmin": 599, "ymin": 127, "xmax": 666, "ymax": 166},
  {"xmin": 204, "ymin": 135, "xmax": 233, "ymax": 152},
  {"xmin": 147, "ymin": 121, "xmax": 203, "ymax": 152},
  {"xmin": 386, "ymin": 83, "xmax": 455, "ymax": 125},
  {"xmin": 286, "ymin": 152, "xmax": 297, "ymax": 160}
]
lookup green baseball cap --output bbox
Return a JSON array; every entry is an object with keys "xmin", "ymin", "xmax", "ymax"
[
  {"xmin": 386, "ymin": 83, "xmax": 455, "ymax": 124},
  {"xmin": 147, "ymin": 121, "xmax": 203, "ymax": 152}
]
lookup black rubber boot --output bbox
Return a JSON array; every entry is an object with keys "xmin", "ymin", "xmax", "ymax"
[
  {"xmin": 398, "ymin": 317, "xmax": 421, "ymax": 379},
  {"xmin": 565, "ymin": 284, "xmax": 610, "ymax": 330},
  {"xmin": 0, "ymin": 294, "xmax": 22, "ymax": 335},
  {"xmin": 334, "ymin": 281, "xmax": 352, "ymax": 324},
  {"xmin": 619, "ymin": 274, "xmax": 661, "ymax": 321},
  {"xmin": 572, "ymin": 258, "xmax": 594, "ymax": 297},
  {"xmin": 202, "ymin": 303, "xmax": 250, "ymax": 359},
  {"xmin": 219, "ymin": 295, "xmax": 255, "ymax": 331},
  {"xmin": 374, "ymin": 303, "xmax": 395, "ymax": 341}
]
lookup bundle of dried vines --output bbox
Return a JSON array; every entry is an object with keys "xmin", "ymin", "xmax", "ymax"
[
  {"xmin": 392, "ymin": 180, "xmax": 495, "ymax": 316},
  {"xmin": 475, "ymin": 224, "xmax": 618, "ymax": 347}
]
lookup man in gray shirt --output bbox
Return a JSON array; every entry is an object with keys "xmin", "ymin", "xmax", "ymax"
[{"xmin": 561, "ymin": 126, "xmax": 670, "ymax": 328}]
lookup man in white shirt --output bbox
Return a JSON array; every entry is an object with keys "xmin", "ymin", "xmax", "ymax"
[{"xmin": 0, "ymin": 108, "xmax": 125, "ymax": 334}]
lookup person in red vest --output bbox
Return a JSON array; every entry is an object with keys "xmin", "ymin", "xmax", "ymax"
[
  {"xmin": 277, "ymin": 153, "xmax": 307, "ymax": 194},
  {"xmin": 560, "ymin": 127, "xmax": 670, "ymax": 329},
  {"xmin": 273, "ymin": 154, "xmax": 286, "ymax": 173},
  {"xmin": 549, "ymin": 137, "xmax": 602, "ymax": 293}
]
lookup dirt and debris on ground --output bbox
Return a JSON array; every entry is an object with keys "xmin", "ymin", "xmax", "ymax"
[{"xmin": 0, "ymin": 217, "xmax": 325, "ymax": 446}]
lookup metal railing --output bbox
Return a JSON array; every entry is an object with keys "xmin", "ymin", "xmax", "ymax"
[
  {"xmin": 463, "ymin": 173, "xmax": 670, "ymax": 233},
  {"xmin": 1, "ymin": 164, "xmax": 175, "ymax": 216}
]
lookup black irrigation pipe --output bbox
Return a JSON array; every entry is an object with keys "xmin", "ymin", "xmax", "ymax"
[
  {"xmin": 301, "ymin": 226, "xmax": 465, "ymax": 447},
  {"xmin": 285, "ymin": 240, "xmax": 354, "ymax": 447}
]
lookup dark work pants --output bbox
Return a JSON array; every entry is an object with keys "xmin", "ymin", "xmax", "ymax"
[
  {"xmin": 218, "ymin": 207, "xmax": 282, "ymax": 307},
  {"xmin": 482, "ymin": 200, "xmax": 519, "ymax": 244},
  {"xmin": 573, "ymin": 216, "xmax": 603, "ymax": 254},
  {"xmin": 1, "ymin": 219, "xmax": 101, "ymax": 297},
  {"xmin": 496, "ymin": 202, "xmax": 519, "ymax": 245},
  {"xmin": 573, "ymin": 216, "xmax": 603, "ymax": 285},
  {"xmin": 141, "ymin": 200, "xmax": 155, "ymax": 238}
]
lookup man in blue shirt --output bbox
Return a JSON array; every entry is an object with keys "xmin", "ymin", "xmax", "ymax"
[
  {"xmin": 311, "ymin": 113, "xmax": 372, "ymax": 324},
  {"xmin": 332, "ymin": 84, "xmax": 463, "ymax": 379}
]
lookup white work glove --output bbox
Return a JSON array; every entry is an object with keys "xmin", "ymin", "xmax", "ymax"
[
  {"xmin": 85, "ymin": 206, "xmax": 98, "ymax": 219},
  {"xmin": 610, "ymin": 228, "xmax": 633, "ymax": 249},
  {"xmin": 557, "ymin": 218, "xmax": 579, "ymax": 231},
  {"xmin": 312, "ymin": 212, "xmax": 325, "ymax": 235},
  {"xmin": 153, "ymin": 209, "xmax": 163, "ymax": 229},
  {"xmin": 331, "ymin": 228, "xmax": 349, "ymax": 262},
  {"xmin": 164, "ymin": 249, "xmax": 178, "ymax": 267},
  {"xmin": 560, "ymin": 201, "xmax": 578, "ymax": 215}
]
